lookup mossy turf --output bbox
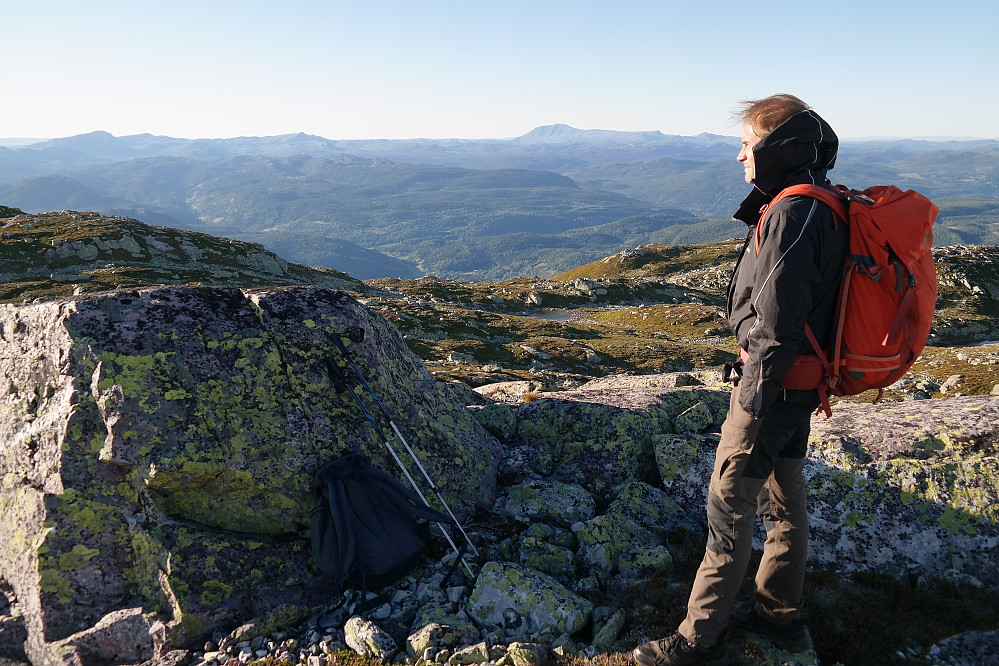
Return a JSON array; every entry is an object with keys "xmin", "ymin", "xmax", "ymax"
[
  {"xmin": 554, "ymin": 242, "xmax": 741, "ymax": 282},
  {"xmin": 367, "ymin": 297, "xmax": 736, "ymax": 386},
  {"xmin": 366, "ymin": 255, "xmax": 999, "ymax": 396}
]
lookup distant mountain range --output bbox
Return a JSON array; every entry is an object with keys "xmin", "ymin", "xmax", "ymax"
[{"xmin": 2, "ymin": 127, "xmax": 998, "ymax": 280}]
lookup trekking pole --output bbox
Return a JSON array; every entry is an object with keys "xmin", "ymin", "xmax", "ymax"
[
  {"xmin": 331, "ymin": 334, "xmax": 480, "ymax": 556},
  {"xmin": 327, "ymin": 359, "xmax": 475, "ymax": 578}
]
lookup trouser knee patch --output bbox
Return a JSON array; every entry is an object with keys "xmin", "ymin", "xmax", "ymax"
[{"xmin": 705, "ymin": 491, "xmax": 737, "ymax": 554}]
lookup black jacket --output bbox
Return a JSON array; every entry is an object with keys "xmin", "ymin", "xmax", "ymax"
[{"xmin": 727, "ymin": 110, "xmax": 849, "ymax": 418}]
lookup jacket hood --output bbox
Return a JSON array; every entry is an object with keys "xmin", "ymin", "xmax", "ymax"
[{"xmin": 734, "ymin": 109, "xmax": 839, "ymax": 224}]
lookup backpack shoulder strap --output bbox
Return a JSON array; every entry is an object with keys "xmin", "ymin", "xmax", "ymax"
[
  {"xmin": 756, "ymin": 184, "xmax": 849, "ymax": 254},
  {"xmin": 313, "ymin": 456, "xmax": 363, "ymax": 584},
  {"xmin": 770, "ymin": 183, "xmax": 850, "ymax": 223}
]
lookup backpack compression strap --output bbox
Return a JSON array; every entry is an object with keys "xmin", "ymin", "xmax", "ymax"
[{"xmin": 740, "ymin": 331, "xmax": 834, "ymax": 418}]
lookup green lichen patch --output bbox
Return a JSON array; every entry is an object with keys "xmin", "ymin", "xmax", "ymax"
[
  {"xmin": 606, "ymin": 481, "xmax": 687, "ymax": 535},
  {"xmin": 576, "ymin": 513, "xmax": 659, "ymax": 576},
  {"xmin": 157, "ymin": 522, "xmax": 326, "ymax": 625},
  {"xmin": 32, "ymin": 485, "xmax": 145, "ymax": 631},
  {"xmin": 515, "ymin": 400, "xmax": 666, "ymax": 486},
  {"xmin": 503, "ymin": 480, "xmax": 596, "ymax": 526},
  {"xmin": 467, "ymin": 561, "xmax": 593, "ymax": 640}
]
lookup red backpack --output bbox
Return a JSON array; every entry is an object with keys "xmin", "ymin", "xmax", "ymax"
[{"xmin": 766, "ymin": 184, "xmax": 939, "ymax": 416}]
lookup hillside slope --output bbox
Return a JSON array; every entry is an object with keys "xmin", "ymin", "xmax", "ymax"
[
  {"xmin": 367, "ymin": 240, "xmax": 999, "ymax": 398},
  {"xmin": 0, "ymin": 206, "xmax": 367, "ymax": 302},
  {"xmin": 3, "ymin": 131, "xmax": 999, "ymax": 280},
  {"xmin": 4, "ymin": 207, "xmax": 998, "ymax": 399}
]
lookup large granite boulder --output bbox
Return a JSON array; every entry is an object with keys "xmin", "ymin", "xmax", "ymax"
[
  {"xmin": 805, "ymin": 395, "xmax": 999, "ymax": 584},
  {"xmin": 0, "ymin": 286, "xmax": 503, "ymax": 665}
]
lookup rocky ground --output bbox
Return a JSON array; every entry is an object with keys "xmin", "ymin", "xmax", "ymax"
[{"xmin": 3, "ymin": 209, "xmax": 999, "ymax": 665}]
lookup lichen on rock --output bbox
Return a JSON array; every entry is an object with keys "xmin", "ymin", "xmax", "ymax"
[
  {"xmin": 466, "ymin": 562, "xmax": 593, "ymax": 642},
  {"xmin": 0, "ymin": 285, "xmax": 503, "ymax": 665},
  {"xmin": 575, "ymin": 514, "xmax": 660, "ymax": 579},
  {"xmin": 498, "ymin": 479, "xmax": 596, "ymax": 526},
  {"xmin": 511, "ymin": 377, "xmax": 728, "ymax": 488},
  {"xmin": 804, "ymin": 395, "xmax": 999, "ymax": 582}
]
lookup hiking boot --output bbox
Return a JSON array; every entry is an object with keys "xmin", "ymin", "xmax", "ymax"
[
  {"xmin": 632, "ymin": 632, "xmax": 729, "ymax": 666},
  {"xmin": 739, "ymin": 611, "xmax": 810, "ymax": 652}
]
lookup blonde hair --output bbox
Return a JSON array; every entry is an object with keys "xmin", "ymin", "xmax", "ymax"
[{"xmin": 735, "ymin": 94, "xmax": 811, "ymax": 135}]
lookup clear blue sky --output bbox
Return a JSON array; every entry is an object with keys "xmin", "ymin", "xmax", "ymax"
[{"xmin": 5, "ymin": 0, "xmax": 997, "ymax": 141}]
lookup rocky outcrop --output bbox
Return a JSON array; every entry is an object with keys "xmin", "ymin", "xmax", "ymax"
[
  {"xmin": 2, "ymin": 278, "xmax": 997, "ymax": 665},
  {"xmin": 0, "ymin": 286, "xmax": 503, "ymax": 665},
  {"xmin": 509, "ymin": 373, "xmax": 729, "ymax": 491},
  {"xmin": 805, "ymin": 395, "xmax": 999, "ymax": 582},
  {"xmin": 930, "ymin": 244, "xmax": 999, "ymax": 346},
  {"xmin": 488, "ymin": 374, "xmax": 999, "ymax": 588},
  {"xmin": 0, "ymin": 211, "xmax": 368, "ymax": 304},
  {"xmin": 5, "ymin": 355, "xmax": 992, "ymax": 664}
]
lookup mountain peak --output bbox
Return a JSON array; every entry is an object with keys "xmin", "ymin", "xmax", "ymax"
[
  {"xmin": 517, "ymin": 124, "xmax": 585, "ymax": 142},
  {"xmin": 517, "ymin": 124, "xmax": 680, "ymax": 145}
]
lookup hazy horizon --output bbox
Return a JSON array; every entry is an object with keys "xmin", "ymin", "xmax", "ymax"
[
  {"xmin": 6, "ymin": 2, "xmax": 999, "ymax": 142},
  {"xmin": 2, "ymin": 127, "xmax": 997, "ymax": 147}
]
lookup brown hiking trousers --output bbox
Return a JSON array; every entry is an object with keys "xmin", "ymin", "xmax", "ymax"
[{"xmin": 678, "ymin": 383, "xmax": 817, "ymax": 647}]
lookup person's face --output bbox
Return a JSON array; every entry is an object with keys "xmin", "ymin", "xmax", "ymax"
[{"xmin": 737, "ymin": 123, "xmax": 766, "ymax": 184}]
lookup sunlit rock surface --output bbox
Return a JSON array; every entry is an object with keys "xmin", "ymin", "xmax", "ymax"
[{"xmin": 0, "ymin": 286, "xmax": 502, "ymax": 665}]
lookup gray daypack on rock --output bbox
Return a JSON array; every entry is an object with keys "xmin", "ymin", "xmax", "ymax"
[{"xmin": 310, "ymin": 453, "xmax": 451, "ymax": 591}]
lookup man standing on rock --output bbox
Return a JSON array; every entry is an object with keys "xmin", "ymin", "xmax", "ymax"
[{"xmin": 633, "ymin": 94, "xmax": 848, "ymax": 665}]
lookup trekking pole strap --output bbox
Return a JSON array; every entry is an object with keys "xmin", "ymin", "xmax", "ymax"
[{"xmin": 328, "ymin": 359, "xmax": 392, "ymax": 444}]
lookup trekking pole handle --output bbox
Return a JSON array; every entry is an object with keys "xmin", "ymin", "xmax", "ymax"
[{"xmin": 326, "ymin": 358, "xmax": 349, "ymax": 391}]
